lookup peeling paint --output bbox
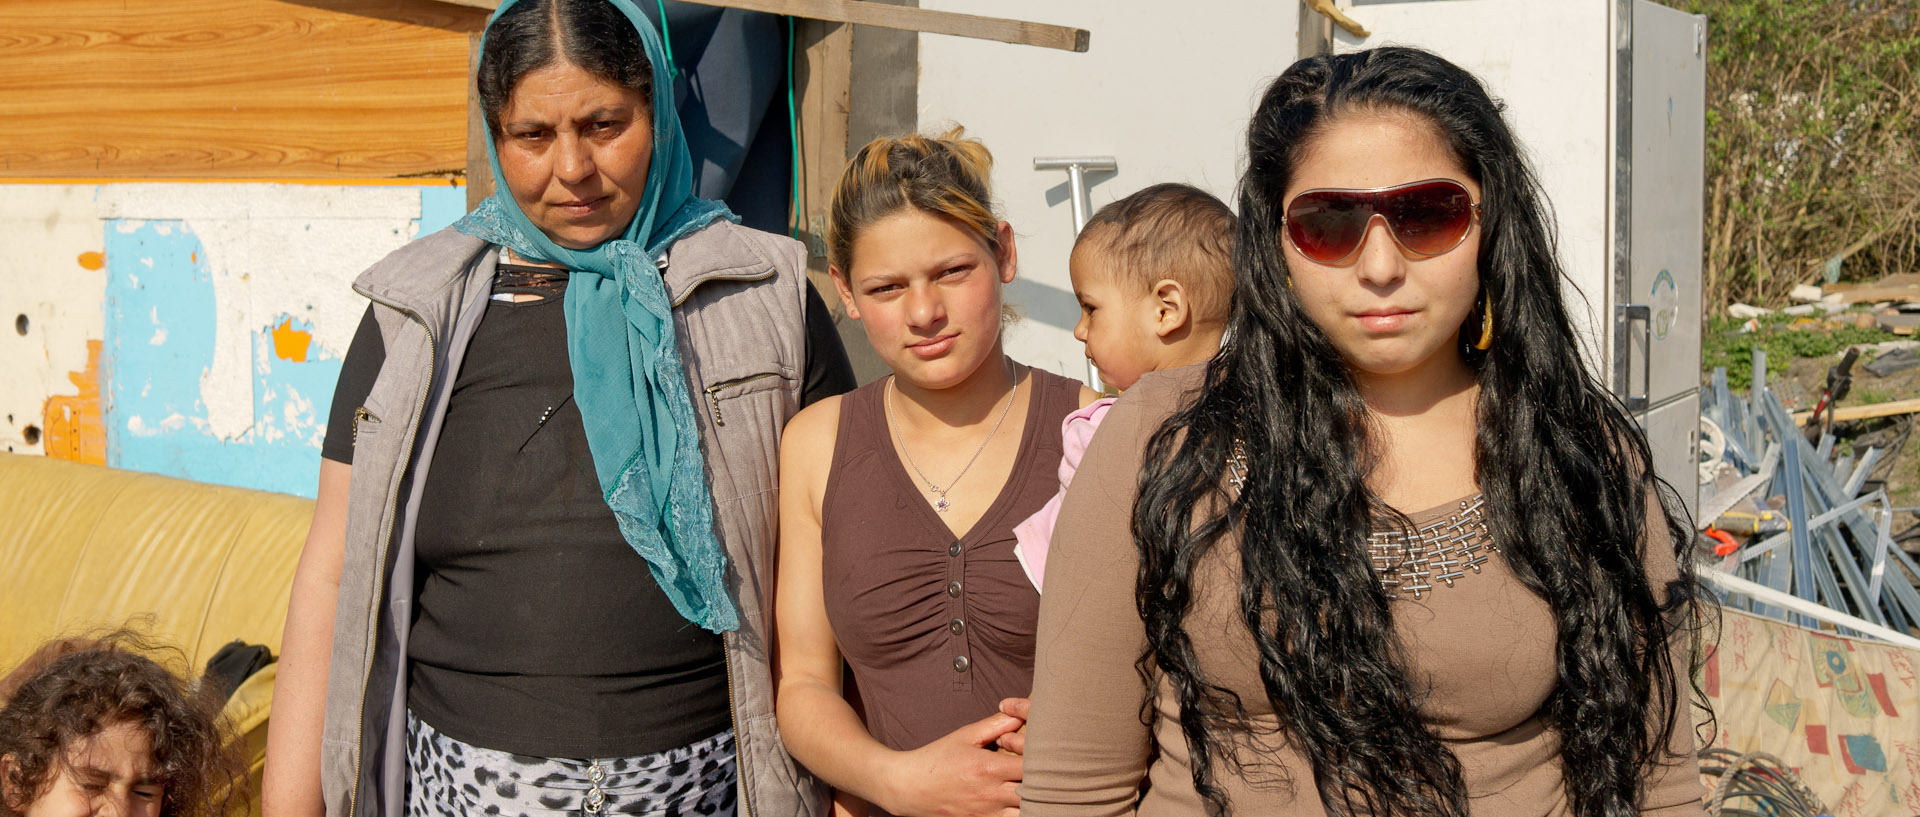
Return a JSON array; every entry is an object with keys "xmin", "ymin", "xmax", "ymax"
[
  {"xmin": 125, "ymin": 413, "xmax": 189, "ymax": 437},
  {"xmin": 99, "ymin": 219, "xmax": 316, "ymax": 493},
  {"xmin": 271, "ymin": 317, "xmax": 313, "ymax": 362},
  {"xmin": 8, "ymin": 182, "xmax": 465, "ymax": 494},
  {"xmin": 253, "ymin": 315, "xmax": 334, "ymax": 451},
  {"xmin": 2, "ymin": 184, "xmax": 108, "ymax": 457},
  {"xmin": 415, "ymin": 186, "xmax": 469, "ymax": 239},
  {"xmin": 98, "ymin": 184, "xmax": 423, "ymax": 444},
  {"xmin": 41, "ymin": 339, "xmax": 105, "ymax": 465},
  {"xmin": 105, "ymin": 221, "xmax": 220, "ymax": 458}
]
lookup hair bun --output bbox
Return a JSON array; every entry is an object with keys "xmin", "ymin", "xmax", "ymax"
[{"xmin": 827, "ymin": 125, "xmax": 1001, "ymax": 273}]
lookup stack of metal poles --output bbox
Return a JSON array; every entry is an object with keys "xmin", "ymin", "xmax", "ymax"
[{"xmin": 1698, "ymin": 349, "xmax": 1920, "ymax": 646}]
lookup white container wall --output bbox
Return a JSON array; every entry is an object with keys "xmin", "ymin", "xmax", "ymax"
[{"xmin": 917, "ymin": 0, "xmax": 1301, "ymax": 382}]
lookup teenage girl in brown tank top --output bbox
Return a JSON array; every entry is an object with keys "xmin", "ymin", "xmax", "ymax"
[{"xmin": 773, "ymin": 129, "xmax": 1100, "ymax": 817}]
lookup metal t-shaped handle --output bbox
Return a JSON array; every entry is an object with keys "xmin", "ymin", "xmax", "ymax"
[
  {"xmin": 1034, "ymin": 156, "xmax": 1118, "ymax": 389},
  {"xmin": 1034, "ymin": 156, "xmax": 1118, "ymax": 233}
]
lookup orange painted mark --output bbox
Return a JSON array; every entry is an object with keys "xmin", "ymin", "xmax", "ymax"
[
  {"xmin": 272, "ymin": 318, "xmax": 313, "ymax": 363},
  {"xmin": 42, "ymin": 339, "xmax": 106, "ymax": 465},
  {"xmin": 76, "ymin": 251, "xmax": 105, "ymax": 270}
]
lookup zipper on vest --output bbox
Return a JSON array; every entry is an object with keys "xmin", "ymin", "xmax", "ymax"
[
  {"xmin": 346, "ymin": 301, "xmax": 436, "ymax": 817},
  {"xmin": 669, "ymin": 266, "xmax": 776, "ymax": 308},
  {"xmin": 722, "ymin": 634, "xmax": 753, "ymax": 817},
  {"xmin": 351, "ymin": 406, "xmax": 380, "ymax": 447},
  {"xmin": 703, "ymin": 372, "xmax": 780, "ymax": 427}
]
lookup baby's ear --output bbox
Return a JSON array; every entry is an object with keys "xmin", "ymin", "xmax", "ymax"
[{"xmin": 1152, "ymin": 279, "xmax": 1191, "ymax": 338}]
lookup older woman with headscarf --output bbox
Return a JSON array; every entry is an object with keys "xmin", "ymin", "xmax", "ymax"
[{"xmin": 262, "ymin": 2, "xmax": 852, "ymax": 816}]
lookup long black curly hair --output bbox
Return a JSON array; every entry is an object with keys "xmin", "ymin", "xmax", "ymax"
[{"xmin": 1132, "ymin": 46, "xmax": 1703, "ymax": 817}]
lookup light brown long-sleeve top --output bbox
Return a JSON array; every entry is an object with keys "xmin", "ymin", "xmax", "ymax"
[{"xmin": 1019, "ymin": 364, "xmax": 1705, "ymax": 816}]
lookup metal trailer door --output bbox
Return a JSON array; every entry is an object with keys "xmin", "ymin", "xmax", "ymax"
[{"xmin": 1621, "ymin": 0, "xmax": 1707, "ymax": 515}]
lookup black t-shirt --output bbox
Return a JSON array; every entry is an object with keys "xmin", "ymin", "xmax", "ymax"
[{"xmin": 322, "ymin": 273, "xmax": 854, "ymax": 758}]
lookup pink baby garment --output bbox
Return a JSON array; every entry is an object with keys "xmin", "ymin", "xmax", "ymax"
[{"xmin": 1011, "ymin": 396, "xmax": 1117, "ymax": 590}]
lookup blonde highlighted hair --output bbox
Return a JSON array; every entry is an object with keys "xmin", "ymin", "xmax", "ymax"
[{"xmin": 827, "ymin": 127, "xmax": 1000, "ymax": 274}]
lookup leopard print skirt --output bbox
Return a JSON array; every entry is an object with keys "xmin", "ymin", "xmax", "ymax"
[{"xmin": 405, "ymin": 711, "xmax": 737, "ymax": 817}]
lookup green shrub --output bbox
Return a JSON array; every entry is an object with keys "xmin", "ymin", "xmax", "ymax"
[
  {"xmin": 1672, "ymin": 0, "xmax": 1918, "ymax": 311},
  {"xmin": 1700, "ymin": 312, "xmax": 1902, "ymax": 391}
]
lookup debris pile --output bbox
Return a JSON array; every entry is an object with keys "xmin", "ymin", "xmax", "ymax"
[
  {"xmin": 1726, "ymin": 272, "xmax": 1920, "ymax": 334},
  {"xmin": 1698, "ymin": 348, "xmax": 1920, "ymax": 646}
]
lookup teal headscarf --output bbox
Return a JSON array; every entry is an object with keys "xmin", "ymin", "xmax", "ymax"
[{"xmin": 455, "ymin": 0, "xmax": 740, "ymax": 633}]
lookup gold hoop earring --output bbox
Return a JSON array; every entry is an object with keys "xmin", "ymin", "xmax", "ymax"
[{"xmin": 1474, "ymin": 293, "xmax": 1494, "ymax": 351}]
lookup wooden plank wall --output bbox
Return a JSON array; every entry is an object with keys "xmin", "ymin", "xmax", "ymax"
[
  {"xmin": 792, "ymin": 18, "xmax": 852, "ymax": 276},
  {"xmin": 0, "ymin": 0, "xmax": 487, "ymax": 179}
]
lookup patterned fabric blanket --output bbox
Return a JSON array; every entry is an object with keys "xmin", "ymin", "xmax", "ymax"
[{"xmin": 1699, "ymin": 606, "xmax": 1920, "ymax": 816}]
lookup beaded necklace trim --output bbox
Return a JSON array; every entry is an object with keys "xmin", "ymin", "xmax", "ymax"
[
  {"xmin": 1225, "ymin": 441, "xmax": 1496, "ymax": 600},
  {"xmin": 1366, "ymin": 495, "xmax": 1495, "ymax": 600}
]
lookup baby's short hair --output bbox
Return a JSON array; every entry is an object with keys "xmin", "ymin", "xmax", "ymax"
[{"xmin": 1074, "ymin": 183, "xmax": 1236, "ymax": 326}]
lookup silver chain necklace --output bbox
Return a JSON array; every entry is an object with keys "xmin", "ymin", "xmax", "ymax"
[{"xmin": 885, "ymin": 363, "xmax": 1019, "ymax": 513}]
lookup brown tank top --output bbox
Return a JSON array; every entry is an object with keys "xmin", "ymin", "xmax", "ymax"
[{"xmin": 820, "ymin": 366, "xmax": 1081, "ymax": 754}]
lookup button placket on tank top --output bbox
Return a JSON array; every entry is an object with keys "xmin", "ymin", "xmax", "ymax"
[
  {"xmin": 817, "ymin": 370, "xmax": 1079, "ymax": 753},
  {"xmin": 946, "ymin": 537, "xmax": 972, "ymax": 691}
]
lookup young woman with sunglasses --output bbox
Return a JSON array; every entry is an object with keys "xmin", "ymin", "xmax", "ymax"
[{"xmin": 1018, "ymin": 47, "xmax": 1707, "ymax": 817}]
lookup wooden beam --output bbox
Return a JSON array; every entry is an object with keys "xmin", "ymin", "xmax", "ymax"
[
  {"xmin": 793, "ymin": 18, "xmax": 853, "ymax": 280},
  {"xmin": 1825, "ymin": 273, "xmax": 1920, "ymax": 305},
  {"xmin": 429, "ymin": 0, "xmax": 1089, "ymax": 52},
  {"xmin": 1793, "ymin": 397, "xmax": 1920, "ymax": 426},
  {"xmin": 1302, "ymin": 0, "xmax": 1369, "ymax": 38},
  {"xmin": 466, "ymin": 32, "xmax": 494, "ymax": 208},
  {"xmin": 846, "ymin": 1, "xmax": 918, "ymax": 153},
  {"xmin": 692, "ymin": 0, "xmax": 1087, "ymax": 51}
]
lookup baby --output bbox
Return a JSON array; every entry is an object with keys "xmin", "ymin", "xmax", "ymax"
[
  {"xmin": 0, "ymin": 636, "xmax": 242, "ymax": 817},
  {"xmin": 1014, "ymin": 183, "xmax": 1237, "ymax": 589}
]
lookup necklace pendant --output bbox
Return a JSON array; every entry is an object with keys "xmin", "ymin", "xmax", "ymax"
[{"xmin": 935, "ymin": 497, "xmax": 951, "ymax": 513}]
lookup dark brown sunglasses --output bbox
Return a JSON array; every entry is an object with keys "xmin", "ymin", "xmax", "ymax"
[{"xmin": 1281, "ymin": 178, "xmax": 1481, "ymax": 265}]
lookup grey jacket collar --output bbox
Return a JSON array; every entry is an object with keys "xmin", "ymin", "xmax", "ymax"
[{"xmin": 352, "ymin": 223, "xmax": 781, "ymax": 318}]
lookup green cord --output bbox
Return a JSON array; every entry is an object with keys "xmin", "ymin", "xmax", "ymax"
[
  {"xmin": 655, "ymin": 0, "xmax": 678, "ymax": 78},
  {"xmin": 787, "ymin": 15, "xmax": 800, "ymax": 239}
]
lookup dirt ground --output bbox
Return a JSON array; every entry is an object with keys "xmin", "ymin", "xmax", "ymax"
[{"xmin": 1769, "ymin": 351, "xmax": 1919, "ymax": 544}]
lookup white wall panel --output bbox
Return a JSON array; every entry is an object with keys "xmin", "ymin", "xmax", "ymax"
[{"xmin": 918, "ymin": 1, "xmax": 1300, "ymax": 382}]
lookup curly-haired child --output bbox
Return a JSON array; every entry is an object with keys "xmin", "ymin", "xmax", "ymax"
[{"xmin": 0, "ymin": 636, "xmax": 243, "ymax": 817}]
